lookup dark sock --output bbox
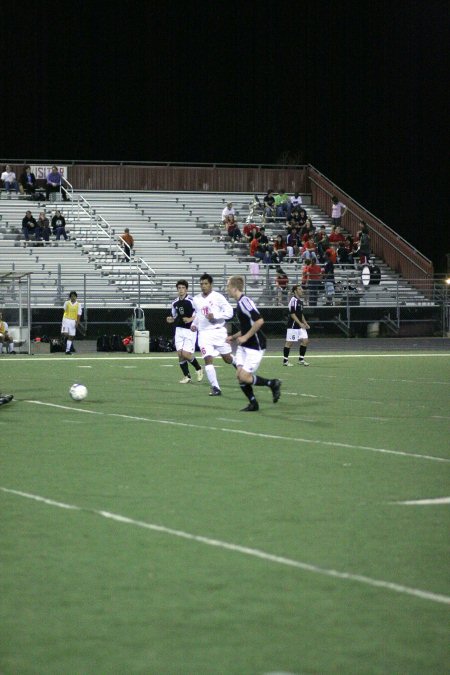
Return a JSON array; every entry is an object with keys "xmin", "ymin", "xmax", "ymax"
[
  {"xmin": 283, "ymin": 347, "xmax": 290, "ymax": 362},
  {"xmin": 189, "ymin": 357, "xmax": 201, "ymax": 372},
  {"xmin": 299, "ymin": 345, "xmax": 307, "ymax": 360},
  {"xmin": 180, "ymin": 361, "xmax": 190, "ymax": 377},
  {"xmin": 253, "ymin": 375, "xmax": 271, "ymax": 387},
  {"xmin": 240, "ymin": 383, "xmax": 256, "ymax": 402}
]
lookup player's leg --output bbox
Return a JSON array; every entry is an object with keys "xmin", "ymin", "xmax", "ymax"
[
  {"xmin": 180, "ymin": 330, "xmax": 203, "ymax": 382},
  {"xmin": 198, "ymin": 334, "xmax": 221, "ymax": 395},
  {"xmin": 283, "ymin": 332, "xmax": 296, "ymax": 366},
  {"xmin": 298, "ymin": 331, "xmax": 309, "ymax": 366},
  {"xmin": 175, "ymin": 330, "xmax": 191, "ymax": 383}
]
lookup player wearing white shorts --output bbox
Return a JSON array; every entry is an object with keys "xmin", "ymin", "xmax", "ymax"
[
  {"xmin": 166, "ymin": 280, "xmax": 203, "ymax": 384},
  {"xmin": 191, "ymin": 273, "xmax": 235, "ymax": 396},
  {"xmin": 61, "ymin": 291, "xmax": 82, "ymax": 355},
  {"xmin": 0, "ymin": 311, "xmax": 15, "ymax": 354},
  {"xmin": 226, "ymin": 275, "xmax": 281, "ymax": 412},
  {"xmin": 283, "ymin": 285, "xmax": 310, "ymax": 366}
]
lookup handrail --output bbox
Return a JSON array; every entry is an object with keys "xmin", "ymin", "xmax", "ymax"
[
  {"xmin": 307, "ymin": 168, "xmax": 431, "ymax": 264},
  {"xmin": 1, "ymin": 158, "xmax": 308, "ymax": 169}
]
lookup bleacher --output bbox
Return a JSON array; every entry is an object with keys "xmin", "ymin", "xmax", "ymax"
[{"xmin": 0, "ymin": 190, "xmax": 433, "ymax": 308}]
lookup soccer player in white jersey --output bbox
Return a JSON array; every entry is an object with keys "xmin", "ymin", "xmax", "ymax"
[
  {"xmin": 226, "ymin": 275, "xmax": 281, "ymax": 411},
  {"xmin": 61, "ymin": 291, "xmax": 82, "ymax": 355},
  {"xmin": 191, "ymin": 273, "xmax": 235, "ymax": 396}
]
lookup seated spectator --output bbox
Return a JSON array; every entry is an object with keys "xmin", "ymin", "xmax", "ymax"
[
  {"xmin": 38, "ymin": 212, "xmax": 51, "ymax": 242},
  {"xmin": 51, "ymin": 210, "xmax": 68, "ymax": 240},
  {"xmin": 227, "ymin": 219, "xmax": 242, "ymax": 242},
  {"xmin": 296, "ymin": 208, "xmax": 308, "ymax": 229},
  {"xmin": 301, "ymin": 219, "xmax": 315, "ymax": 242},
  {"xmin": 19, "ymin": 165, "xmax": 37, "ymax": 195},
  {"xmin": 22, "ymin": 210, "xmax": 38, "ymax": 241},
  {"xmin": 263, "ymin": 190, "xmax": 276, "ymax": 220},
  {"xmin": 324, "ymin": 244, "xmax": 337, "ymax": 264},
  {"xmin": 288, "ymin": 191, "xmax": 302, "ymax": 218},
  {"xmin": 1, "ymin": 165, "xmax": 19, "ymax": 195},
  {"xmin": 221, "ymin": 202, "xmax": 236, "ymax": 225},
  {"xmin": 274, "ymin": 189, "xmax": 289, "ymax": 218},
  {"xmin": 46, "ymin": 165, "xmax": 65, "ymax": 201},
  {"xmin": 249, "ymin": 234, "xmax": 260, "ymax": 258},
  {"xmin": 254, "ymin": 244, "xmax": 272, "ymax": 265},
  {"xmin": 275, "ymin": 267, "xmax": 289, "ymax": 305},
  {"xmin": 273, "ymin": 234, "xmax": 287, "ymax": 263},
  {"xmin": 243, "ymin": 222, "xmax": 259, "ymax": 240},
  {"xmin": 300, "ymin": 235, "xmax": 318, "ymax": 262},
  {"xmin": 0, "ymin": 311, "xmax": 16, "ymax": 354},
  {"xmin": 329, "ymin": 225, "xmax": 345, "ymax": 244},
  {"xmin": 315, "ymin": 225, "xmax": 329, "ymax": 262},
  {"xmin": 286, "ymin": 227, "xmax": 300, "ymax": 260},
  {"xmin": 119, "ymin": 227, "xmax": 134, "ymax": 259}
]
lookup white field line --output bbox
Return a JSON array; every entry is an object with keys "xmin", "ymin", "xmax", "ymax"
[
  {"xmin": 394, "ymin": 497, "xmax": 450, "ymax": 505},
  {"xmin": 24, "ymin": 401, "xmax": 450, "ymax": 463},
  {"xmin": 2, "ymin": 353, "xmax": 449, "ymax": 363},
  {"xmin": 1, "ymin": 487, "xmax": 449, "ymax": 607}
]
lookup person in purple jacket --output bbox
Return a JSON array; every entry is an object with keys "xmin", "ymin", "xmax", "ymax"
[{"xmin": 46, "ymin": 165, "xmax": 67, "ymax": 201}]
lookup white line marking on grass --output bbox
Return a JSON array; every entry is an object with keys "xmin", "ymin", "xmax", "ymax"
[
  {"xmin": 25, "ymin": 401, "xmax": 450, "ymax": 463},
  {"xmin": 432, "ymin": 415, "xmax": 450, "ymax": 420},
  {"xmin": 284, "ymin": 392, "xmax": 318, "ymax": 398},
  {"xmin": 77, "ymin": 365, "xmax": 92, "ymax": 368},
  {"xmin": 1, "ymin": 486, "xmax": 449, "ymax": 606},
  {"xmin": 394, "ymin": 497, "xmax": 450, "ymax": 505}
]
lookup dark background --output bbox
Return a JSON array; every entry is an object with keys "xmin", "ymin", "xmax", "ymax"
[{"xmin": 1, "ymin": 1, "xmax": 448, "ymax": 271}]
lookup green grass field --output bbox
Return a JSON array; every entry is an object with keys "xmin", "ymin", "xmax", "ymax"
[{"xmin": 1, "ymin": 350, "xmax": 449, "ymax": 674}]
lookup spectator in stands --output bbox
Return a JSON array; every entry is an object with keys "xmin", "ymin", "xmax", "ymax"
[
  {"xmin": 329, "ymin": 225, "xmax": 345, "ymax": 245},
  {"xmin": 22, "ymin": 210, "xmax": 38, "ymax": 242},
  {"xmin": 19, "ymin": 165, "xmax": 37, "ymax": 195},
  {"xmin": 273, "ymin": 234, "xmax": 287, "ymax": 263},
  {"xmin": 263, "ymin": 190, "xmax": 276, "ymax": 220},
  {"xmin": 221, "ymin": 202, "xmax": 235, "ymax": 225},
  {"xmin": 288, "ymin": 191, "xmax": 303, "ymax": 218},
  {"xmin": 324, "ymin": 243, "xmax": 337, "ymax": 264},
  {"xmin": 0, "ymin": 311, "xmax": 16, "ymax": 354},
  {"xmin": 300, "ymin": 235, "xmax": 318, "ymax": 262},
  {"xmin": 1, "ymin": 165, "xmax": 19, "ymax": 195},
  {"xmin": 315, "ymin": 225, "xmax": 329, "ymax": 262},
  {"xmin": 243, "ymin": 222, "xmax": 259, "ymax": 240},
  {"xmin": 51, "ymin": 210, "xmax": 68, "ymax": 240},
  {"xmin": 331, "ymin": 196, "xmax": 347, "ymax": 227},
  {"xmin": 286, "ymin": 227, "xmax": 300, "ymax": 261},
  {"xmin": 355, "ymin": 221, "xmax": 371, "ymax": 264},
  {"xmin": 302, "ymin": 257, "xmax": 323, "ymax": 306},
  {"xmin": 46, "ymin": 165, "xmax": 65, "ymax": 201},
  {"xmin": 275, "ymin": 267, "xmax": 289, "ymax": 305},
  {"xmin": 249, "ymin": 233, "xmax": 260, "ymax": 258},
  {"xmin": 119, "ymin": 227, "xmax": 134, "ymax": 259},
  {"xmin": 337, "ymin": 239, "xmax": 351, "ymax": 265},
  {"xmin": 227, "ymin": 219, "xmax": 242, "ymax": 242},
  {"xmin": 300, "ymin": 219, "xmax": 315, "ymax": 243},
  {"xmin": 323, "ymin": 251, "xmax": 335, "ymax": 305},
  {"xmin": 274, "ymin": 189, "xmax": 289, "ymax": 219},
  {"xmin": 38, "ymin": 212, "xmax": 51, "ymax": 242}
]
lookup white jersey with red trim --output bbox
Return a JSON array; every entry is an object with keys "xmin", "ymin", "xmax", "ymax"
[{"xmin": 192, "ymin": 291, "xmax": 233, "ymax": 332}]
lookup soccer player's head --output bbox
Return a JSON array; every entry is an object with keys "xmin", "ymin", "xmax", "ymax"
[
  {"xmin": 292, "ymin": 285, "xmax": 303, "ymax": 297},
  {"xmin": 69, "ymin": 291, "xmax": 77, "ymax": 300},
  {"xmin": 200, "ymin": 273, "xmax": 213, "ymax": 295},
  {"xmin": 227, "ymin": 275, "xmax": 244, "ymax": 298},
  {"xmin": 176, "ymin": 280, "xmax": 188, "ymax": 297}
]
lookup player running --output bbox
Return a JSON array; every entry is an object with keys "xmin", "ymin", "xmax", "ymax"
[
  {"xmin": 166, "ymin": 280, "xmax": 203, "ymax": 384},
  {"xmin": 226, "ymin": 275, "xmax": 281, "ymax": 412}
]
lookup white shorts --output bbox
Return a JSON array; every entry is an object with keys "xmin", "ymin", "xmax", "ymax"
[
  {"xmin": 286, "ymin": 328, "xmax": 308, "ymax": 342},
  {"xmin": 174, "ymin": 327, "xmax": 196, "ymax": 353},
  {"xmin": 198, "ymin": 327, "xmax": 232, "ymax": 358},
  {"xmin": 236, "ymin": 346, "xmax": 264, "ymax": 373},
  {"xmin": 61, "ymin": 318, "xmax": 77, "ymax": 336}
]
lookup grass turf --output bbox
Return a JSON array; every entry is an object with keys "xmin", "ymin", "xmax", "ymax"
[{"xmin": 0, "ymin": 351, "xmax": 449, "ymax": 674}]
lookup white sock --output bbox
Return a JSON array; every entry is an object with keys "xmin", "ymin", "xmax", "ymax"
[
  {"xmin": 205, "ymin": 364, "xmax": 219, "ymax": 389},
  {"xmin": 66, "ymin": 339, "xmax": 73, "ymax": 352},
  {"xmin": 8, "ymin": 342, "xmax": 14, "ymax": 352}
]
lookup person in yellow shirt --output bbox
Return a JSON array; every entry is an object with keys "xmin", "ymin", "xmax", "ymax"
[
  {"xmin": 0, "ymin": 312, "xmax": 15, "ymax": 354},
  {"xmin": 61, "ymin": 291, "xmax": 82, "ymax": 355}
]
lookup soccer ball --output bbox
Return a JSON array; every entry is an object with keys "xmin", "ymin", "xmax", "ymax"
[{"xmin": 70, "ymin": 383, "xmax": 88, "ymax": 401}]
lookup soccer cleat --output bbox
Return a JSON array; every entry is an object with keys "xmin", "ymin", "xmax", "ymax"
[
  {"xmin": 209, "ymin": 386, "xmax": 222, "ymax": 396},
  {"xmin": 298, "ymin": 360, "xmax": 310, "ymax": 366},
  {"xmin": 282, "ymin": 361, "xmax": 294, "ymax": 367},
  {"xmin": 179, "ymin": 376, "xmax": 192, "ymax": 384},
  {"xmin": 0, "ymin": 393, "xmax": 13, "ymax": 406},
  {"xmin": 270, "ymin": 379, "xmax": 282, "ymax": 403},
  {"xmin": 196, "ymin": 369, "xmax": 204, "ymax": 382},
  {"xmin": 241, "ymin": 401, "xmax": 259, "ymax": 412},
  {"xmin": 65, "ymin": 351, "xmax": 72, "ymax": 355}
]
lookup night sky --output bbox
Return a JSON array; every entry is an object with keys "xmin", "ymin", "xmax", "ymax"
[{"xmin": 2, "ymin": 1, "xmax": 448, "ymax": 271}]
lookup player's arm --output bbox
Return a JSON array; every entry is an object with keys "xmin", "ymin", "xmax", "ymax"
[
  {"xmin": 301, "ymin": 313, "xmax": 310, "ymax": 330},
  {"xmin": 237, "ymin": 316, "xmax": 264, "ymax": 345},
  {"xmin": 226, "ymin": 329, "xmax": 242, "ymax": 343}
]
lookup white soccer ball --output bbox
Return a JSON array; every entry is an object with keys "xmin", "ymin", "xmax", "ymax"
[{"xmin": 70, "ymin": 383, "xmax": 88, "ymax": 401}]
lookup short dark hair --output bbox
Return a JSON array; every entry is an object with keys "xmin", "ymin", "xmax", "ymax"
[
  {"xmin": 69, "ymin": 291, "xmax": 77, "ymax": 297},
  {"xmin": 200, "ymin": 273, "xmax": 213, "ymax": 284},
  {"xmin": 176, "ymin": 279, "xmax": 188, "ymax": 288}
]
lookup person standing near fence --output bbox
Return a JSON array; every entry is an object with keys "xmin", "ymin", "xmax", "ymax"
[
  {"xmin": 282, "ymin": 286, "xmax": 310, "ymax": 367},
  {"xmin": 119, "ymin": 228, "xmax": 134, "ymax": 260},
  {"xmin": 61, "ymin": 291, "xmax": 82, "ymax": 355}
]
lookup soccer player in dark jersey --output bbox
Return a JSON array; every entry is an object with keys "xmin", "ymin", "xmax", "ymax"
[
  {"xmin": 166, "ymin": 280, "xmax": 203, "ymax": 384},
  {"xmin": 283, "ymin": 285, "xmax": 310, "ymax": 366},
  {"xmin": 226, "ymin": 275, "xmax": 281, "ymax": 412}
]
